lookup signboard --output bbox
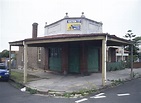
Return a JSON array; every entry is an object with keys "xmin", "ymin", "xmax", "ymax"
[{"xmin": 67, "ymin": 19, "xmax": 81, "ymax": 31}]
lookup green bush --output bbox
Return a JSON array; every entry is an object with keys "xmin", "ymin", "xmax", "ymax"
[{"xmin": 107, "ymin": 61, "xmax": 126, "ymax": 71}]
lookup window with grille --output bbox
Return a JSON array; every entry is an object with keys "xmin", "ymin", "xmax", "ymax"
[{"xmin": 38, "ymin": 47, "xmax": 41, "ymax": 61}]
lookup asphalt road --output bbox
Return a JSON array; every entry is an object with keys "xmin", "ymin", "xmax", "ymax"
[
  {"xmin": 0, "ymin": 81, "xmax": 76, "ymax": 103},
  {"xmin": 0, "ymin": 78, "xmax": 141, "ymax": 103},
  {"xmin": 75, "ymin": 78, "xmax": 141, "ymax": 103}
]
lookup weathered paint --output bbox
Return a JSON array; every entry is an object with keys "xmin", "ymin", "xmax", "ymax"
[
  {"xmin": 87, "ymin": 46, "xmax": 99, "ymax": 72},
  {"xmin": 44, "ymin": 18, "xmax": 102, "ymax": 36},
  {"xmin": 62, "ymin": 43, "xmax": 69, "ymax": 74},
  {"xmin": 23, "ymin": 41, "xmax": 28, "ymax": 83},
  {"xmin": 49, "ymin": 47, "xmax": 62, "ymax": 72},
  {"xmin": 69, "ymin": 43, "xmax": 80, "ymax": 73},
  {"xmin": 44, "ymin": 47, "xmax": 49, "ymax": 71},
  {"xmin": 102, "ymin": 37, "xmax": 107, "ymax": 86},
  {"xmin": 80, "ymin": 42, "xmax": 87, "ymax": 74}
]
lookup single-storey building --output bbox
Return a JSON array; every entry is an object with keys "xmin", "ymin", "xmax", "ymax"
[{"xmin": 9, "ymin": 13, "xmax": 131, "ymax": 85}]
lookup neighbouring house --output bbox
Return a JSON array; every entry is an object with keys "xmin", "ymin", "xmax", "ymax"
[
  {"xmin": 115, "ymin": 46, "xmax": 129, "ymax": 62},
  {"xmin": 9, "ymin": 13, "xmax": 131, "ymax": 75},
  {"xmin": 133, "ymin": 40, "xmax": 141, "ymax": 68},
  {"xmin": 106, "ymin": 46, "xmax": 129, "ymax": 71},
  {"xmin": 137, "ymin": 40, "xmax": 141, "ymax": 62},
  {"xmin": 0, "ymin": 51, "xmax": 17, "ymax": 68}
]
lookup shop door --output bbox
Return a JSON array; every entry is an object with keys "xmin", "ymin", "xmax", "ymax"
[
  {"xmin": 49, "ymin": 48, "xmax": 62, "ymax": 71},
  {"xmin": 87, "ymin": 47, "xmax": 99, "ymax": 72},
  {"xmin": 69, "ymin": 44, "xmax": 80, "ymax": 73}
]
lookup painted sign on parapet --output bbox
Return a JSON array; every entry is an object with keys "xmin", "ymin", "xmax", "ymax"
[{"xmin": 67, "ymin": 19, "xmax": 81, "ymax": 31}]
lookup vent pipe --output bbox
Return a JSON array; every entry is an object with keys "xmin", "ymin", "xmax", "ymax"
[
  {"xmin": 81, "ymin": 12, "xmax": 85, "ymax": 18},
  {"xmin": 64, "ymin": 12, "xmax": 69, "ymax": 18}
]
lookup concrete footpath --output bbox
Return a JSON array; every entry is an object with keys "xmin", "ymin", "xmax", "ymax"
[{"xmin": 13, "ymin": 68, "xmax": 141, "ymax": 94}]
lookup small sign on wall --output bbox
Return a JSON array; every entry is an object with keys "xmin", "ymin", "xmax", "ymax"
[{"xmin": 67, "ymin": 19, "xmax": 81, "ymax": 31}]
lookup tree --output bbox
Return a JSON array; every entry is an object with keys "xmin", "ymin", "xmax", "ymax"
[
  {"xmin": 133, "ymin": 36, "xmax": 141, "ymax": 61},
  {"xmin": 124, "ymin": 30, "xmax": 139, "ymax": 56},
  {"xmin": 124, "ymin": 30, "xmax": 136, "ymax": 39},
  {"xmin": 0, "ymin": 50, "xmax": 9, "ymax": 58},
  {"xmin": 132, "ymin": 36, "xmax": 141, "ymax": 53},
  {"xmin": 133, "ymin": 36, "xmax": 141, "ymax": 41},
  {"xmin": 124, "ymin": 30, "xmax": 141, "ymax": 69}
]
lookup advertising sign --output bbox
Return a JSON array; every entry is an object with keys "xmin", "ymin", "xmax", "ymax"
[{"xmin": 67, "ymin": 19, "xmax": 81, "ymax": 31}]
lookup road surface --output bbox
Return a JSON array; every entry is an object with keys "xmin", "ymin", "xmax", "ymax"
[
  {"xmin": 0, "ymin": 78, "xmax": 141, "ymax": 103},
  {"xmin": 75, "ymin": 78, "xmax": 141, "ymax": 103}
]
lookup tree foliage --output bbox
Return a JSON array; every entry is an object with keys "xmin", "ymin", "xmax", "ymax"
[
  {"xmin": 133, "ymin": 36, "xmax": 141, "ymax": 41},
  {"xmin": 124, "ymin": 30, "xmax": 139, "ymax": 56},
  {"xmin": 124, "ymin": 30, "xmax": 141, "ymax": 63},
  {"xmin": 0, "ymin": 49, "xmax": 9, "ymax": 58},
  {"xmin": 124, "ymin": 30, "xmax": 136, "ymax": 39}
]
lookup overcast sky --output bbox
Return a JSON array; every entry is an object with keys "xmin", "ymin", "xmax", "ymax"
[{"xmin": 0, "ymin": 0, "xmax": 141, "ymax": 51}]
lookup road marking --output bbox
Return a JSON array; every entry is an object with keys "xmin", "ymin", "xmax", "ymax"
[
  {"xmin": 93, "ymin": 96, "xmax": 106, "ymax": 98},
  {"xmin": 90, "ymin": 93, "xmax": 106, "ymax": 99},
  {"xmin": 75, "ymin": 98, "xmax": 88, "ymax": 103},
  {"xmin": 117, "ymin": 93, "xmax": 130, "ymax": 97},
  {"xmin": 95, "ymin": 93, "xmax": 105, "ymax": 96}
]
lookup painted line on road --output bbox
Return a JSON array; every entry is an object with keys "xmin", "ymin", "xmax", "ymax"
[
  {"xmin": 117, "ymin": 93, "xmax": 130, "ymax": 97},
  {"xmin": 75, "ymin": 98, "xmax": 88, "ymax": 103},
  {"xmin": 90, "ymin": 93, "xmax": 106, "ymax": 99},
  {"xmin": 95, "ymin": 93, "xmax": 105, "ymax": 96},
  {"xmin": 92, "ymin": 96, "xmax": 106, "ymax": 99}
]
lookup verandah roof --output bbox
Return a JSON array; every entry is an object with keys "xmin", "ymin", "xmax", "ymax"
[{"xmin": 9, "ymin": 33, "xmax": 131, "ymax": 47}]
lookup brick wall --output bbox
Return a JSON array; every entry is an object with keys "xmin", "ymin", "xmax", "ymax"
[
  {"xmin": 133, "ymin": 62, "xmax": 141, "ymax": 68},
  {"xmin": 16, "ymin": 46, "xmax": 24, "ymax": 69},
  {"xmin": 16, "ymin": 46, "xmax": 45, "ymax": 70},
  {"xmin": 37, "ymin": 47, "xmax": 45, "ymax": 69}
]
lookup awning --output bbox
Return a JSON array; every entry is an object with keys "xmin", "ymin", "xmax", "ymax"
[{"xmin": 9, "ymin": 33, "xmax": 131, "ymax": 47}]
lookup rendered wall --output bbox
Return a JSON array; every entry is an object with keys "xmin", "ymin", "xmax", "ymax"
[{"xmin": 44, "ymin": 18, "xmax": 102, "ymax": 35}]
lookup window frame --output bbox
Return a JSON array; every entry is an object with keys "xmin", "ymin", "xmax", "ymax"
[{"xmin": 37, "ymin": 47, "xmax": 42, "ymax": 61}]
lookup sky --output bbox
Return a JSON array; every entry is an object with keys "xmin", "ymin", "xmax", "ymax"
[{"xmin": 0, "ymin": 0, "xmax": 141, "ymax": 52}]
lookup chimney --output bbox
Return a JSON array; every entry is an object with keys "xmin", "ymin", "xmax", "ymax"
[{"xmin": 32, "ymin": 23, "xmax": 38, "ymax": 38}]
